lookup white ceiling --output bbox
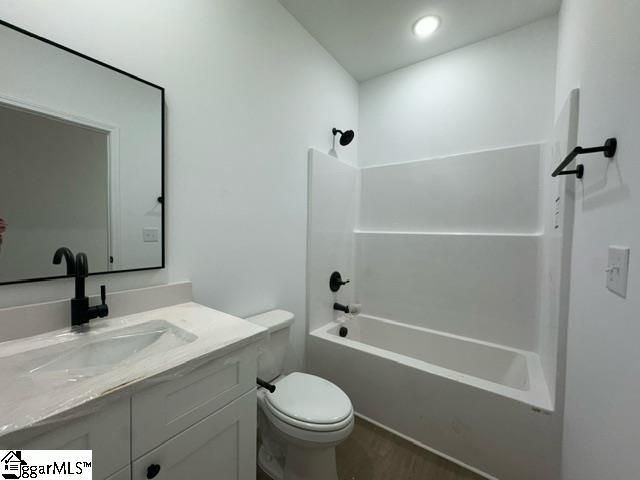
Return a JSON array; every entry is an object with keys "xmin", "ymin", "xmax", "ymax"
[{"xmin": 278, "ymin": 0, "xmax": 561, "ymax": 81}]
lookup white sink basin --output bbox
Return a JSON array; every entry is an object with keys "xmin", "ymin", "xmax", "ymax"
[
  {"xmin": 10, "ymin": 320, "xmax": 197, "ymax": 377},
  {"xmin": 0, "ymin": 302, "xmax": 267, "ymax": 437}
]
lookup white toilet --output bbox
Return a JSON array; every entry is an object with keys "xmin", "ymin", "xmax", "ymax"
[{"xmin": 247, "ymin": 310, "xmax": 354, "ymax": 480}]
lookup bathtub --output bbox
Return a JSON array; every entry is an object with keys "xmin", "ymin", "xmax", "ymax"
[{"xmin": 307, "ymin": 314, "xmax": 559, "ymax": 480}]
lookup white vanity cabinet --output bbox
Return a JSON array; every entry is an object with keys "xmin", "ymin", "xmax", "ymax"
[
  {"xmin": 0, "ymin": 398, "xmax": 131, "ymax": 480},
  {"xmin": 105, "ymin": 467, "xmax": 132, "ymax": 480},
  {"xmin": 0, "ymin": 343, "xmax": 259, "ymax": 480},
  {"xmin": 132, "ymin": 390, "xmax": 255, "ymax": 479},
  {"xmin": 130, "ymin": 344, "xmax": 256, "ymax": 458}
]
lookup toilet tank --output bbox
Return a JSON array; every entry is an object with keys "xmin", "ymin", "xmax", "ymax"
[{"xmin": 246, "ymin": 310, "xmax": 294, "ymax": 382}]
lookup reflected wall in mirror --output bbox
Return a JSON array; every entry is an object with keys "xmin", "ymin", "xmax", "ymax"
[{"xmin": 0, "ymin": 20, "xmax": 164, "ymax": 285}]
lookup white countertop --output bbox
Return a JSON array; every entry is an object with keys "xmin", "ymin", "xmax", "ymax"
[{"xmin": 0, "ymin": 302, "xmax": 267, "ymax": 437}]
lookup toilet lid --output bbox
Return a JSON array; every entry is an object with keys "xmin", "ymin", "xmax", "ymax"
[{"xmin": 265, "ymin": 372, "xmax": 352, "ymax": 425}]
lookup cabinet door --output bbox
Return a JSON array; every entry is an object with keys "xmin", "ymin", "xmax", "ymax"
[
  {"xmin": 131, "ymin": 344, "xmax": 258, "ymax": 458},
  {"xmin": 0, "ymin": 398, "xmax": 130, "ymax": 480},
  {"xmin": 132, "ymin": 390, "xmax": 256, "ymax": 480},
  {"xmin": 105, "ymin": 466, "xmax": 131, "ymax": 480}
]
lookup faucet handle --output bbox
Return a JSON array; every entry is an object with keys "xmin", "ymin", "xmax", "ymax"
[
  {"xmin": 330, "ymin": 271, "xmax": 351, "ymax": 292},
  {"xmin": 98, "ymin": 285, "xmax": 109, "ymax": 318},
  {"xmin": 85, "ymin": 285, "xmax": 109, "ymax": 321}
]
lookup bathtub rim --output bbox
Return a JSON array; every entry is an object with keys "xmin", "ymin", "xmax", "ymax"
[{"xmin": 310, "ymin": 314, "xmax": 553, "ymax": 412}]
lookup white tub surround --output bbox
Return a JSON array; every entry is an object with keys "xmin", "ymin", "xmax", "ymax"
[
  {"xmin": 307, "ymin": 144, "xmax": 547, "ymax": 350},
  {"xmin": 0, "ymin": 302, "xmax": 267, "ymax": 437},
  {"xmin": 306, "ymin": 141, "xmax": 564, "ymax": 478},
  {"xmin": 306, "ymin": 149, "xmax": 359, "ymax": 333},
  {"xmin": 358, "ymin": 145, "xmax": 542, "ymax": 234},
  {"xmin": 355, "ymin": 231, "xmax": 541, "ymax": 350}
]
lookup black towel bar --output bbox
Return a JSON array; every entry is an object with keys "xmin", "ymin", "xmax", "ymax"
[{"xmin": 552, "ymin": 137, "xmax": 617, "ymax": 179}]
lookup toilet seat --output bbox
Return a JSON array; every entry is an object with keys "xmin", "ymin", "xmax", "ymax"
[
  {"xmin": 265, "ymin": 401, "xmax": 354, "ymax": 433},
  {"xmin": 262, "ymin": 372, "xmax": 354, "ymax": 433},
  {"xmin": 260, "ymin": 397, "xmax": 354, "ymax": 446}
]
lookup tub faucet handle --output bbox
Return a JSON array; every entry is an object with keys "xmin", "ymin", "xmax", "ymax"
[{"xmin": 330, "ymin": 271, "xmax": 350, "ymax": 292}]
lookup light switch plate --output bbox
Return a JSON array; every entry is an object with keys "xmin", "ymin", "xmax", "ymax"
[
  {"xmin": 143, "ymin": 228, "xmax": 160, "ymax": 243},
  {"xmin": 607, "ymin": 246, "xmax": 630, "ymax": 298}
]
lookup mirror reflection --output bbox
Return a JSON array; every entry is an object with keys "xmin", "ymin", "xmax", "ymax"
[{"xmin": 0, "ymin": 22, "xmax": 164, "ymax": 285}]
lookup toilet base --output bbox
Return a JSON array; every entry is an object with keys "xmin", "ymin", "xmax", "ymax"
[
  {"xmin": 258, "ymin": 445, "xmax": 283, "ymax": 479},
  {"xmin": 257, "ymin": 443, "xmax": 339, "ymax": 480}
]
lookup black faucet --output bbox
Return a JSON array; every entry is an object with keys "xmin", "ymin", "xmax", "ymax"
[{"xmin": 53, "ymin": 247, "xmax": 109, "ymax": 327}]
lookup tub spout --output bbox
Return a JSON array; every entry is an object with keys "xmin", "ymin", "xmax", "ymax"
[
  {"xmin": 334, "ymin": 302, "xmax": 349, "ymax": 313},
  {"xmin": 333, "ymin": 303, "xmax": 361, "ymax": 315}
]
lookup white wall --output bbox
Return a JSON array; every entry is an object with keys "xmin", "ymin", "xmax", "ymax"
[
  {"xmin": 359, "ymin": 16, "xmax": 558, "ymax": 167},
  {"xmin": 306, "ymin": 149, "xmax": 358, "ymax": 333},
  {"xmin": 554, "ymin": 1, "xmax": 640, "ymax": 479},
  {"xmin": 0, "ymin": 0, "xmax": 359, "ymax": 371}
]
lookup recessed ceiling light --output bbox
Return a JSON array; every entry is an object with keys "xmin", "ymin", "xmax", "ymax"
[{"xmin": 413, "ymin": 15, "xmax": 440, "ymax": 39}]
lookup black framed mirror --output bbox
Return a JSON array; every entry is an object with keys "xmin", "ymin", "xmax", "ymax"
[{"xmin": 0, "ymin": 20, "xmax": 165, "ymax": 285}]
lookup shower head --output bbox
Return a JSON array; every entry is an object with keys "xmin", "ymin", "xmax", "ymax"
[{"xmin": 332, "ymin": 128, "xmax": 355, "ymax": 146}]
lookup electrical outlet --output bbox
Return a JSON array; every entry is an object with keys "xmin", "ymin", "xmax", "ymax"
[
  {"xmin": 607, "ymin": 246, "xmax": 630, "ymax": 298},
  {"xmin": 143, "ymin": 228, "xmax": 159, "ymax": 243}
]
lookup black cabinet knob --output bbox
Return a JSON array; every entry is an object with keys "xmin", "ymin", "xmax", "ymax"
[{"xmin": 146, "ymin": 464, "xmax": 161, "ymax": 479}]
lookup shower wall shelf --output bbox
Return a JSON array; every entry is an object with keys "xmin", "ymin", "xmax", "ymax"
[{"xmin": 552, "ymin": 137, "xmax": 617, "ymax": 179}]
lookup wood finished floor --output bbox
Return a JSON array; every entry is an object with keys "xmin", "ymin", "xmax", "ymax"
[{"xmin": 257, "ymin": 416, "xmax": 485, "ymax": 480}]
